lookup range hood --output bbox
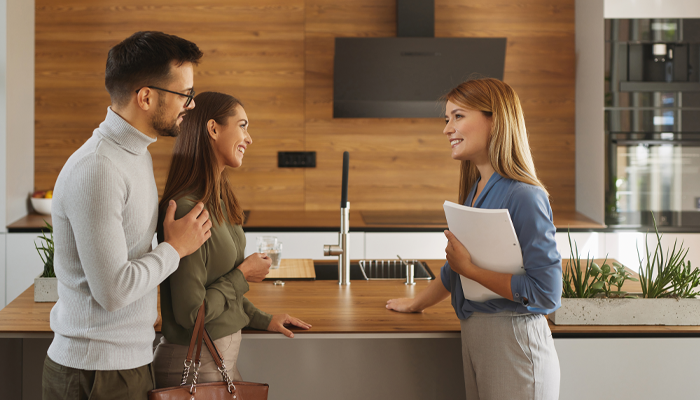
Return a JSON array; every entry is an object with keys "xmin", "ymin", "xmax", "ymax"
[{"xmin": 333, "ymin": 0, "xmax": 507, "ymax": 118}]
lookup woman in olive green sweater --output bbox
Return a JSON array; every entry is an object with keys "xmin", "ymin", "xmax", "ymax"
[{"xmin": 153, "ymin": 92, "xmax": 311, "ymax": 388}]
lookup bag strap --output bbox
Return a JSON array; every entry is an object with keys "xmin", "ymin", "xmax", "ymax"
[
  {"xmin": 186, "ymin": 304, "xmax": 205, "ymax": 361},
  {"xmin": 192, "ymin": 305, "xmax": 206, "ymax": 366},
  {"xmin": 180, "ymin": 304, "xmax": 205, "ymax": 386},
  {"xmin": 203, "ymin": 327, "xmax": 224, "ymax": 366},
  {"xmin": 180, "ymin": 302, "xmax": 238, "ymax": 396}
]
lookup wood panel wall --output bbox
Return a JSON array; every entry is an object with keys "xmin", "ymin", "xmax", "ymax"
[{"xmin": 35, "ymin": 0, "xmax": 575, "ymax": 213}]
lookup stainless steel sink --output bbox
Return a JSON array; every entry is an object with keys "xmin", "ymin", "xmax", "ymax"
[{"xmin": 313, "ymin": 260, "xmax": 434, "ymax": 281}]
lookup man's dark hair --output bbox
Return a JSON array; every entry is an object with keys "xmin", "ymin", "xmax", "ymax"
[{"xmin": 105, "ymin": 31, "xmax": 203, "ymax": 106}]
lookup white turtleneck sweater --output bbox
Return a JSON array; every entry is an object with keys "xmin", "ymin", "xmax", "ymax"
[{"xmin": 47, "ymin": 107, "xmax": 180, "ymax": 371}]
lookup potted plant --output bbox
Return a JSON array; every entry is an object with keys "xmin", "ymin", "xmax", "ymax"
[
  {"xmin": 34, "ymin": 220, "xmax": 58, "ymax": 302},
  {"xmin": 550, "ymin": 215, "xmax": 700, "ymax": 325}
]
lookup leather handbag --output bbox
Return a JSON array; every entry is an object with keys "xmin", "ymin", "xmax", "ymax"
[{"xmin": 148, "ymin": 302, "xmax": 269, "ymax": 400}]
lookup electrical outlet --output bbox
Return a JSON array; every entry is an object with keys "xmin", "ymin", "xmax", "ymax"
[{"xmin": 278, "ymin": 151, "xmax": 316, "ymax": 168}]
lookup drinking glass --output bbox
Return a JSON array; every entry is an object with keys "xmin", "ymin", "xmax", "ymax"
[{"xmin": 257, "ymin": 236, "xmax": 283, "ymax": 269}]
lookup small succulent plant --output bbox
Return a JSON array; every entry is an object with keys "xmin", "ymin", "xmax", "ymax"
[{"xmin": 562, "ymin": 229, "xmax": 638, "ymax": 299}]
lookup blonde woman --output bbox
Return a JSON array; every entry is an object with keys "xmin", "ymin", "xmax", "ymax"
[{"xmin": 387, "ymin": 78, "xmax": 561, "ymax": 400}]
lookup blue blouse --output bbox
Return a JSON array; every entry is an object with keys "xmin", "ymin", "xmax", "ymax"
[{"xmin": 440, "ymin": 173, "xmax": 562, "ymax": 319}]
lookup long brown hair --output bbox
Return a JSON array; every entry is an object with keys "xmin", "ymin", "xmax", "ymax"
[
  {"xmin": 159, "ymin": 91, "xmax": 245, "ymax": 225},
  {"xmin": 445, "ymin": 78, "xmax": 548, "ymax": 204}
]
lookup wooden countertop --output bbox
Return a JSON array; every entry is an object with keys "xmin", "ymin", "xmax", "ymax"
[
  {"xmin": 7, "ymin": 213, "xmax": 53, "ymax": 232},
  {"xmin": 1, "ymin": 260, "xmax": 699, "ymax": 338},
  {"xmin": 7, "ymin": 209, "xmax": 603, "ymax": 232},
  {"xmin": 244, "ymin": 209, "xmax": 604, "ymax": 231}
]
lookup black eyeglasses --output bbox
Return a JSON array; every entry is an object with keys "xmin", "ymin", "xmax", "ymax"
[{"xmin": 136, "ymin": 86, "xmax": 195, "ymax": 107}]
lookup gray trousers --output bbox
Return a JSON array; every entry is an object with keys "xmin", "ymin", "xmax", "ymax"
[{"xmin": 460, "ymin": 311, "xmax": 560, "ymax": 400}]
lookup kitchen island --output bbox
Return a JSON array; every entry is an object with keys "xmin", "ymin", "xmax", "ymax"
[{"xmin": 0, "ymin": 260, "xmax": 698, "ymax": 400}]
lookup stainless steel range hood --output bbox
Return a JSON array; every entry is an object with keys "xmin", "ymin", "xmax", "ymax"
[{"xmin": 333, "ymin": 0, "xmax": 507, "ymax": 118}]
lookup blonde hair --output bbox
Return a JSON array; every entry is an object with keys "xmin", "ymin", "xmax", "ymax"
[{"xmin": 446, "ymin": 78, "xmax": 548, "ymax": 204}]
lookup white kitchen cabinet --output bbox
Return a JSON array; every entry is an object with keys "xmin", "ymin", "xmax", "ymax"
[
  {"xmin": 8, "ymin": 334, "xmax": 700, "ymax": 400},
  {"xmin": 236, "ymin": 334, "xmax": 700, "ymax": 400},
  {"xmin": 244, "ymin": 232, "xmax": 365, "ymax": 260},
  {"xmin": 238, "ymin": 334, "xmax": 465, "ymax": 400},
  {"xmin": 555, "ymin": 338, "xmax": 699, "ymax": 399},
  {"xmin": 6, "ymin": 233, "xmax": 44, "ymax": 305}
]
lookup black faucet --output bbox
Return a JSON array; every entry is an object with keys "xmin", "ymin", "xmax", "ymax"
[{"xmin": 324, "ymin": 151, "xmax": 351, "ymax": 285}]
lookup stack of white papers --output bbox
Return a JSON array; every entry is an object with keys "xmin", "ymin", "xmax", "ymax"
[{"xmin": 443, "ymin": 200, "xmax": 524, "ymax": 302}]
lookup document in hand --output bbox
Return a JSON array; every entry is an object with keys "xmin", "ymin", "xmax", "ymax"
[{"xmin": 443, "ymin": 201, "xmax": 524, "ymax": 302}]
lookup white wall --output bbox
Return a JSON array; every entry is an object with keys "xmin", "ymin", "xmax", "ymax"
[
  {"xmin": 4, "ymin": 0, "xmax": 34, "ymax": 228},
  {"xmin": 243, "ymin": 232, "xmax": 365, "ymax": 260},
  {"xmin": 0, "ymin": 0, "xmax": 35, "ymax": 310},
  {"xmin": 575, "ymin": 0, "xmax": 606, "ymax": 224},
  {"xmin": 0, "ymin": 0, "xmax": 6, "ymax": 232},
  {"xmin": 0, "ymin": 0, "xmax": 34, "ymax": 232},
  {"xmin": 365, "ymin": 232, "xmax": 447, "ymax": 260},
  {"xmin": 605, "ymin": 0, "xmax": 700, "ymax": 19},
  {"xmin": 243, "ymin": 230, "xmax": 700, "ymax": 276},
  {"xmin": 0, "ymin": 233, "xmax": 5, "ymax": 309},
  {"xmin": 556, "ymin": 231, "xmax": 700, "ymax": 274},
  {"xmin": 243, "ymin": 231, "xmax": 449, "ymax": 261}
]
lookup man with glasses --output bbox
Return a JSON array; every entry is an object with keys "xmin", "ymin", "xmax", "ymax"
[{"xmin": 43, "ymin": 31, "xmax": 211, "ymax": 400}]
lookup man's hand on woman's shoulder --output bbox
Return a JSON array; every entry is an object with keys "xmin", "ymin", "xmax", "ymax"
[{"xmin": 162, "ymin": 200, "xmax": 212, "ymax": 258}]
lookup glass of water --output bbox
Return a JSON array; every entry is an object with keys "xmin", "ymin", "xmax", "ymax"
[{"xmin": 257, "ymin": 236, "xmax": 282, "ymax": 269}]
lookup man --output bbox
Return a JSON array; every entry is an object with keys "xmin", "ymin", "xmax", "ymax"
[{"xmin": 43, "ymin": 31, "xmax": 211, "ymax": 399}]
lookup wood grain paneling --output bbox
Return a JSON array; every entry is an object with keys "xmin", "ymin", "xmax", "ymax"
[
  {"xmin": 35, "ymin": 0, "xmax": 575, "ymax": 214},
  {"xmin": 303, "ymin": 0, "xmax": 575, "ymax": 212},
  {"xmin": 35, "ymin": 0, "xmax": 307, "ymax": 210}
]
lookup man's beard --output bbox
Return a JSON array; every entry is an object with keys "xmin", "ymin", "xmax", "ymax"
[{"xmin": 151, "ymin": 98, "xmax": 183, "ymax": 137}]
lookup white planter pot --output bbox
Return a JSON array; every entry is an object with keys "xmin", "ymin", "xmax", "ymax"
[
  {"xmin": 550, "ymin": 298, "xmax": 700, "ymax": 325},
  {"xmin": 34, "ymin": 275, "xmax": 58, "ymax": 302}
]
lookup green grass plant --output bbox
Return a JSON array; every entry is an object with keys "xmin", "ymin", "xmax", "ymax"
[
  {"xmin": 637, "ymin": 213, "xmax": 700, "ymax": 298},
  {"xmin": 35, "ymin": 220, "xmax": 55, "ymax": 278}
]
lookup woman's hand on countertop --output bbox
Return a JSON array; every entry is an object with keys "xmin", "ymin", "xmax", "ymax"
[
  {"xmin": 387, "ymin": 277, "xmax": 451, "ymax": 313},
  {"xmin": 267, "ymin": 314, "xmax": 312, "ymax": 338},
  {"xmin": 237, "ymin": 252, "xmax": 272, "ymax": 282},
  {"xmin": 386, "ymin": 298, "xmax": 421, "ymax": 313}
]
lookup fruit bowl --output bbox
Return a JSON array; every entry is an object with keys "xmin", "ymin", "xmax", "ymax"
[{"xmin": 31, "ymin": 197, "xmax": 52, "ymax": 215}]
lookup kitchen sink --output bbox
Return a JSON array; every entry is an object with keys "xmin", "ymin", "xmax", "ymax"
[{"xmin": 313, "ymin": 260, "xmax": 434, "ymax": 281}]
